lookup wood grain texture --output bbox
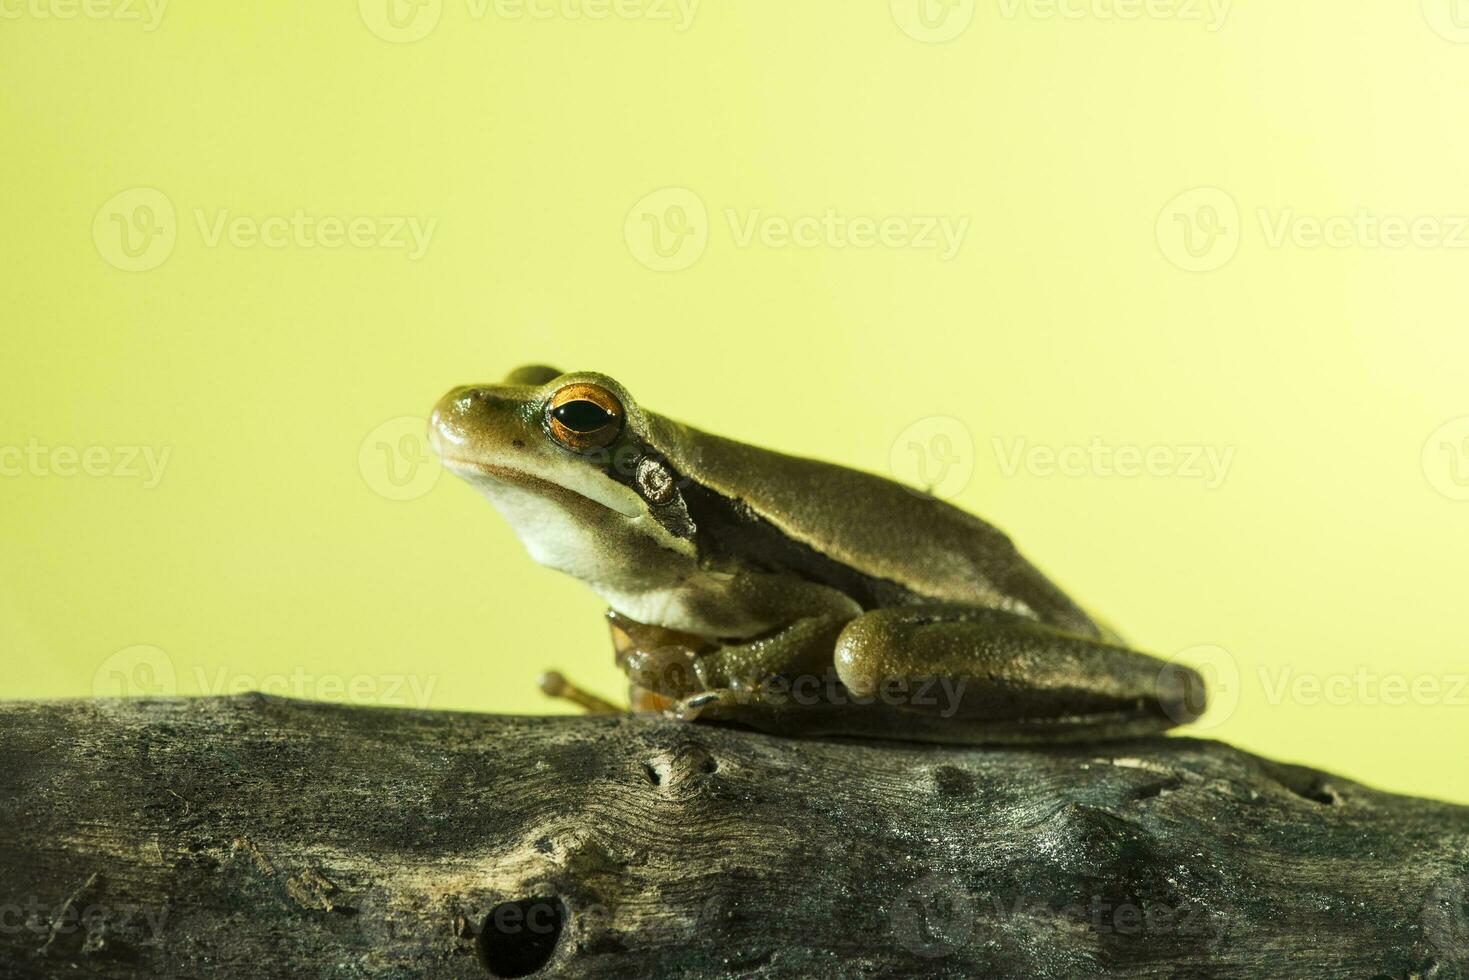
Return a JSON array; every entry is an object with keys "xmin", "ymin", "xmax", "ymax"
[{"xmin": 1, "ymin": 695, "xmax": 1467, "ymax": 979}]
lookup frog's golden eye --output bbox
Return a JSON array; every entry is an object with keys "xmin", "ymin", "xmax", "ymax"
[{"xmin": 546, "ymin": 383, "xmax": 624, "ymax": 452}]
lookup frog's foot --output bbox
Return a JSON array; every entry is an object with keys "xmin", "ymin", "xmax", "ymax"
[
  {"xmin": 538, "ymin": 670, "xmax": 620, "ymax": 714},
  {"xmin": 667, "ymin": 688, "xmax": 833, "ymax": 733}
]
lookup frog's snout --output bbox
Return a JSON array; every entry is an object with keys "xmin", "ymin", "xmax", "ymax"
[{"xmin": 428, "ymin": 385, "xmax": 491, "ymax": 457}]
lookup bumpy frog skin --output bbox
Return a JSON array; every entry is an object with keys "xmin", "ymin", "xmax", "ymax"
[{"xmin": 429, "ymin": 365, "xmax": 1205, "ymax": 744}]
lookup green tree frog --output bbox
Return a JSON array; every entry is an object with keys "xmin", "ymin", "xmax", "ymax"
[{"xmin": 429, "ymin": 366, "xmax": 1205, "ymax": 744}]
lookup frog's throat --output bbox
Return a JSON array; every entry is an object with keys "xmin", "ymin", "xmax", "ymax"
[{"xmin": 438, "ymin": 456, "xmax": 644, "ymax": 519}]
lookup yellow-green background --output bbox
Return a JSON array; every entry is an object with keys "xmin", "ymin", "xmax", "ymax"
[{"xmin": 4, "ymin": 1, "xmax": 1468, "ymax": 803}]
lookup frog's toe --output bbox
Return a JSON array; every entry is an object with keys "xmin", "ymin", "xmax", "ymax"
[
  {"xmin": 1155, "ymin": 660, "xmax": 1208, "ymax": 726},
  {"xmin": 668, "ymin": 691, "xmax": 731, "ymax": 722},
  {"xmin": 623, "ymin": 646, "xmax": 702, "ymax": 699}
]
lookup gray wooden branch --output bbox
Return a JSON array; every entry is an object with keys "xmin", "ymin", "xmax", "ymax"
[{"xmin": 1, "ymin": 695, "xmax": 1467, "ymax": 979}]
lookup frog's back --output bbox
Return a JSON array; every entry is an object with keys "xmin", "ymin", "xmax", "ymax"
[{"xmin": 654, "ymin": 418, "xmax": 1103, "ymax": 639}]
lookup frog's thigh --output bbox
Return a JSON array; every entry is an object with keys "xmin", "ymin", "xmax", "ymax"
[{"xmin": 834, "ymin": 604, "xmax": 1205, "ymax": 737}]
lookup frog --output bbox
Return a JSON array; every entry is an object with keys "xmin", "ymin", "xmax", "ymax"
[{"xmin": 428, "ymin": 365, "xmax": 1207, "ymax": 744}]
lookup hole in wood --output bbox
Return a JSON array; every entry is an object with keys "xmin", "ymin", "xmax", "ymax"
[{"xmin": 476, "ymin": 896, "xmax": 565, "ymax": 977}]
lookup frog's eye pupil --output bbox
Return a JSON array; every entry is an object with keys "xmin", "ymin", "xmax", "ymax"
[
  {"xmin": 546, "ymin": 382, "xmax": 624, "ymax": 451},
  {"xmin": 553, "ymin": 400, "xmax": 614, "ymax": 434}
]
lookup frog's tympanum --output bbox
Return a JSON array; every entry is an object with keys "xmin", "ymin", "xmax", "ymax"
[{"xmin": 429, "ymin": 366, "xmax": 1206, "ymax": 743}]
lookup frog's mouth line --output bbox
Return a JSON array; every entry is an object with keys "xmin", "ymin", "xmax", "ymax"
[{"xmin": 438, "ymin": 456, "xmax": 643, "ymax": 519}]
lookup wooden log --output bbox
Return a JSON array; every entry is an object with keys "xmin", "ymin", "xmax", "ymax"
[{"xmin": 1, "ymin": 695, "xmax": 1466, "ymax": 978}]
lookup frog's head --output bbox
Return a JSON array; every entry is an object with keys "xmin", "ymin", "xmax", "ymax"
[{"xmin": 429, "ymin": 365, "xmax": 696, "ymax": 582}]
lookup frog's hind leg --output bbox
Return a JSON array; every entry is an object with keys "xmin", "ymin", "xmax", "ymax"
[
  {"xmin": 538, "ymin": 671, "xmax": 620, "ymax": 714},
  {"xmin": 832, "ymin": 604, "xmax": 1205, "ymax": 743}
]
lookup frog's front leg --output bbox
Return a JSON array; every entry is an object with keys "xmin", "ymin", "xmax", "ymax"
[{"xmin": 611, "ymin": 608, "xmax": 851, "ymax": 702}]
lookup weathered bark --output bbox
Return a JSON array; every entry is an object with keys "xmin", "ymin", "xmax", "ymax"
[{"xmin": 0, "ymin": 695, "xmax": 1466, "ymax": 979}]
